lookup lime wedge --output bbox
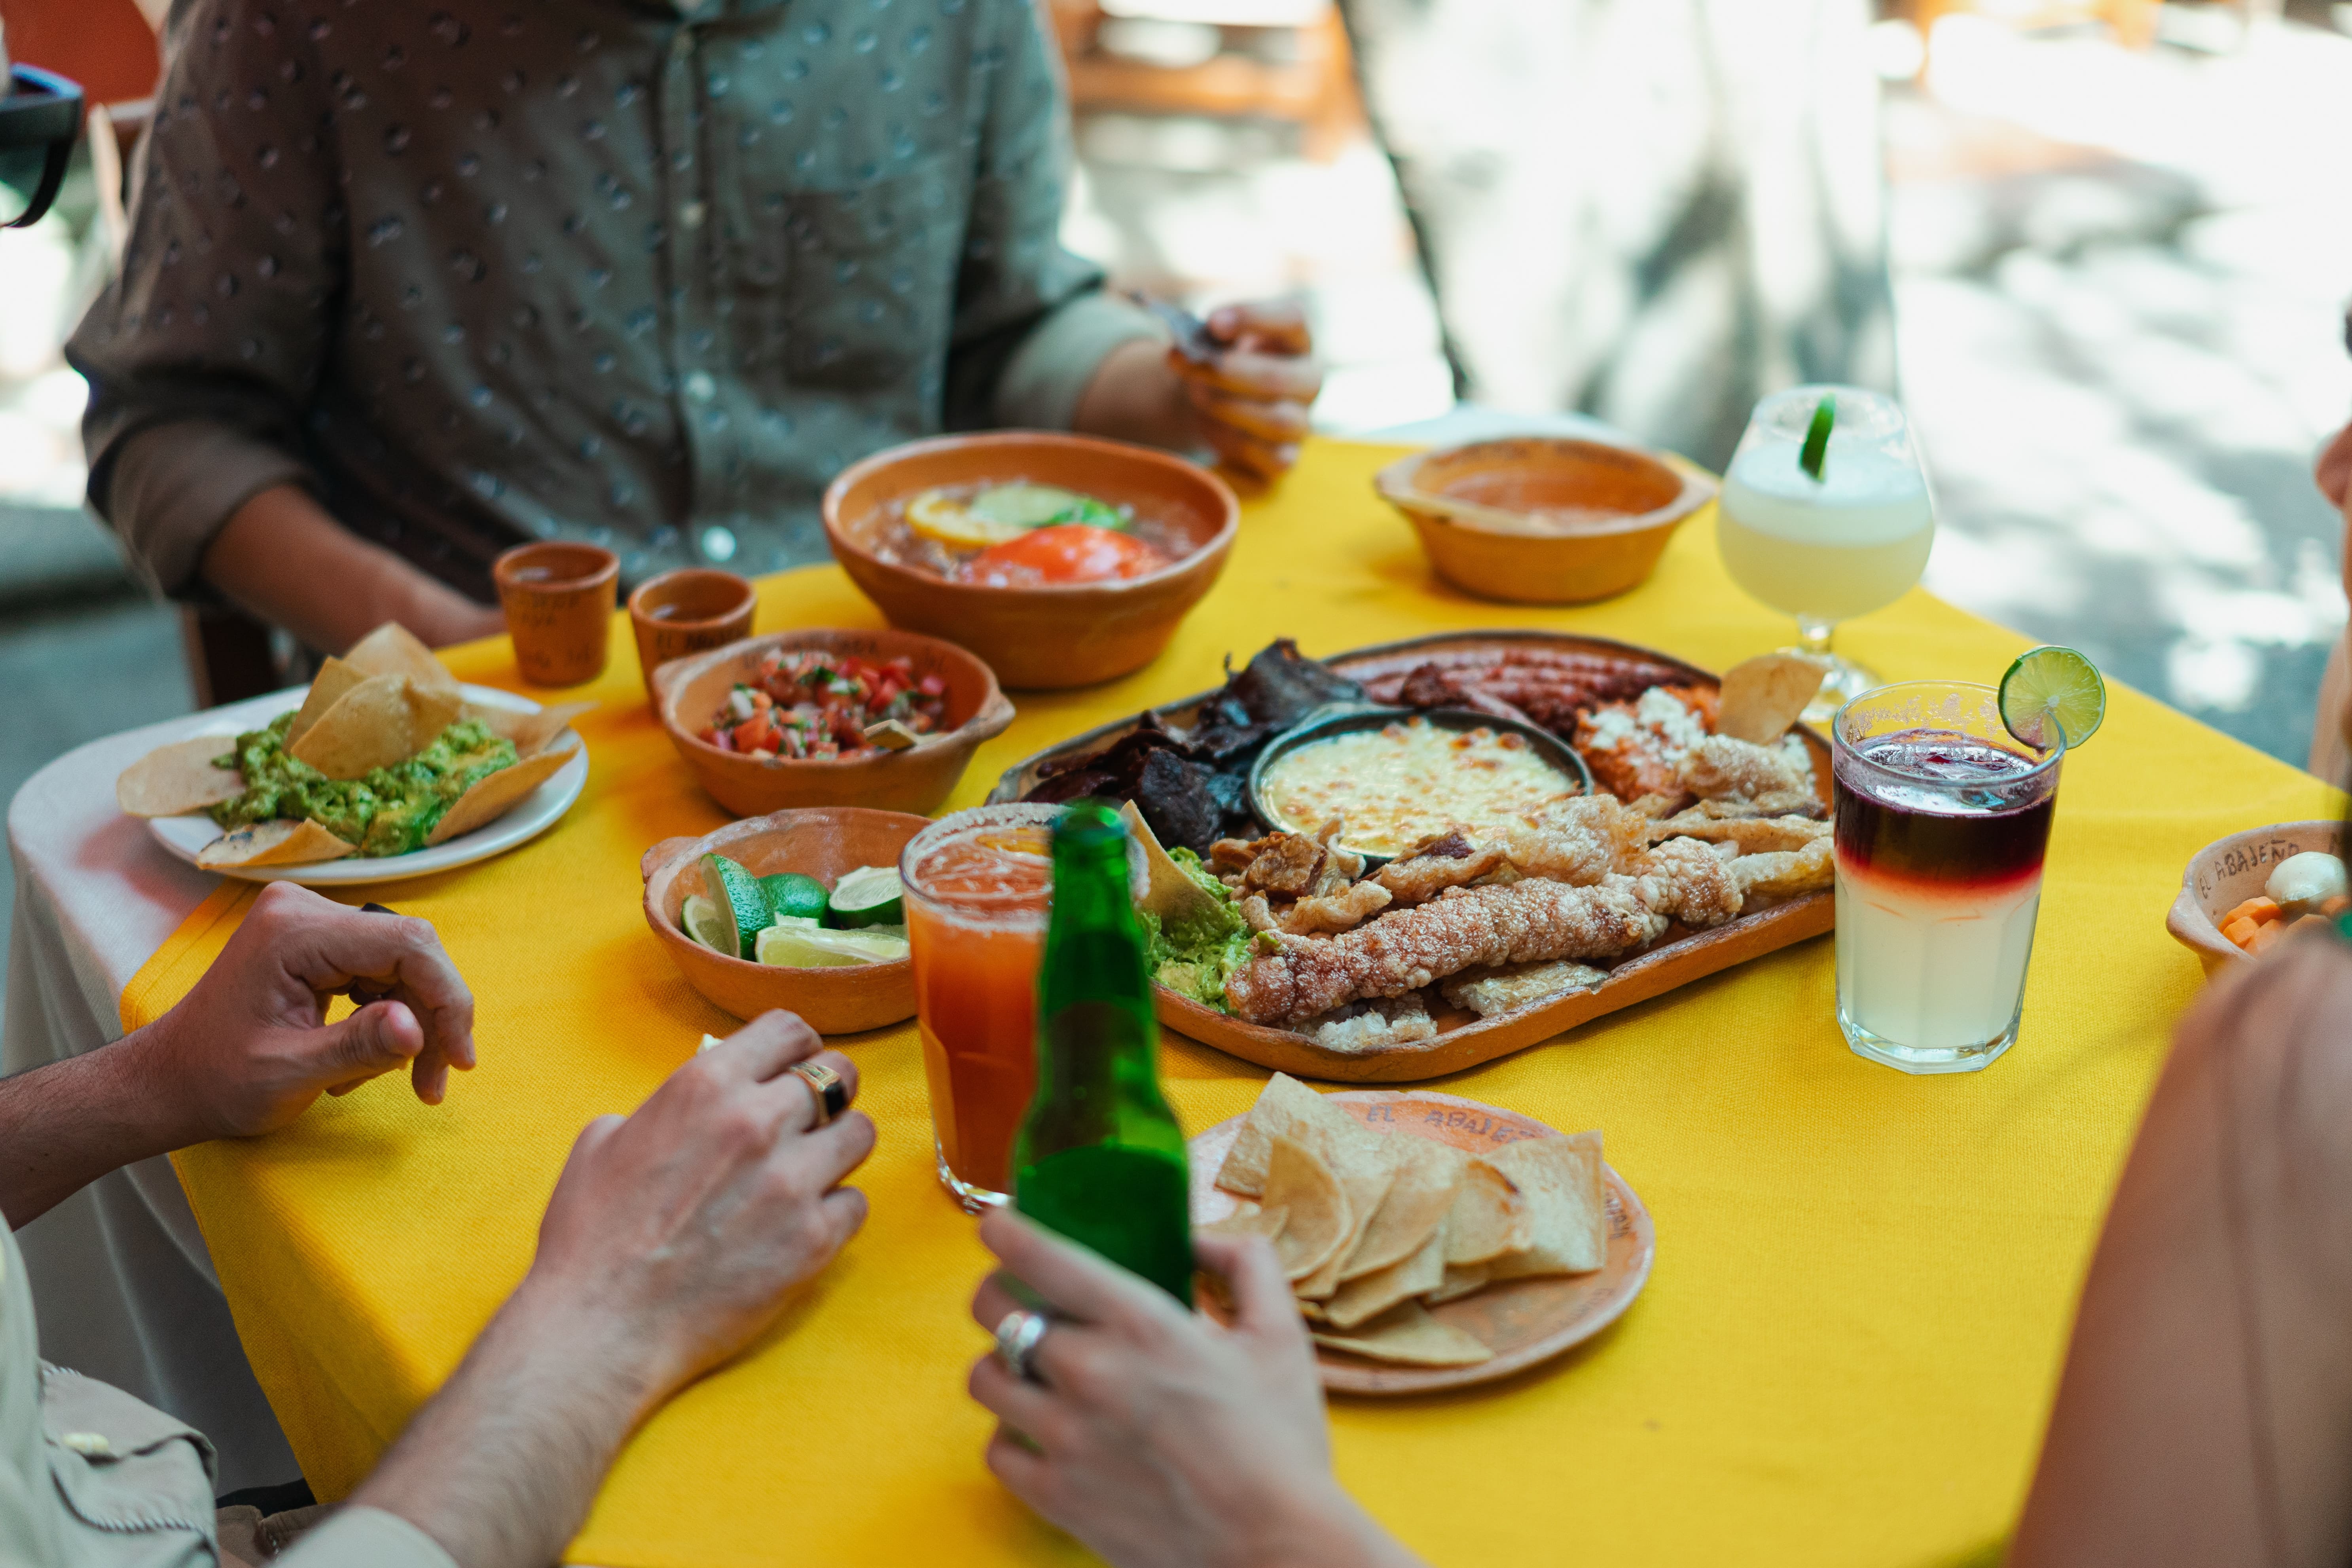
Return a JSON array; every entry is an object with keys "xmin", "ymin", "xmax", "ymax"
[
  {"xmin": 827, "ymin": 864, "xmax": 905, "ymax": 928},
  {"xmin": 756, "ymin": 923, "xmax": 910, "ymax": 968},
  {"xmin": 969, "ymin": 483, "xmax": 1095, "ymax": 529},
  {"xmin": 1799, "ymin": 394, "xmax": 1835, "ymax": 482},
  {"xmin": 759, "ymin": 872, "xmax": 830, "ymax": 926},
  {"xmin": 699, "ymin": 853, "xmax": 768, "ymax": 959},
  {"xmin": 1999, "ymin": 646, "xmax": 2106, "ymax": 750},
  {"xmin": 681, "ymin": 894, "xmax": 737, "ymax": 956}
]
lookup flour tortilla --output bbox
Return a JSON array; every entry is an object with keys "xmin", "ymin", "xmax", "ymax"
[
  {"xmin": 197, "ymin": 819, "xmax": 356, "ymax": 869},
  {"xmin": 286, "ymin": 658, "xmax": 367, "ymax": 747},
  {"xmin": 1312, "ymin": 1301, "xmax": 1492, "ymax": 1367},
  {"xmin": 1482, "ymin": 1131, "xmax": 1609, "ymax": 1279},
  {"xmin": 117, "ymin": 736, "xmax": 245, "ymax": 817},
  {"xmin": 288, "ymin": 676, "xmax": 464, "ymax": 781},
  {"xmin": 423, "ymin": 746, "xmax": 572, "ymax": 846},
  {"xmin": 343, "ymin": 622, "xmax": 459, "ymax": 698}
]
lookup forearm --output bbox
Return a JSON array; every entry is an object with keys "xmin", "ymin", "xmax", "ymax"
[
  {"xmin": 202, "ymin": 485, "xmax": 502, "ymax": 652},
  {"xmin": 1249, "ymin": 1480, "xmax": 1429, "ymax": 1568},
  {"xmin": 1072, "ymin": 339, "xmax": 1196, "ymax": 451},
  {"xmin": 349, "ymin": 1279, "xmax": 658, "ymax": 1568},
  {"xmin": 0, "ymin": 1026, "xmax": 197, "ymax": 1227}
]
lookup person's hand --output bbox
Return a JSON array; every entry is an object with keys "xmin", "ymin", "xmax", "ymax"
[
  {"xmin": 135, "ymin": 881, "xmax": 478, "ymax": 1141},
  {"xmin": 2319, "ymin": 418, "xmax": 2352, "ymax": 514},
  {"xmin": 517, "ymin": 1012, "xmax": 874, "ymax": 1413},
  {"xmin": 1174, "ymin": 300, "xmax": 1323, "ymax": 485},
  {"xmin": 967, "ymin": 1212, "xmax": 1418, "ymax": 1568}
]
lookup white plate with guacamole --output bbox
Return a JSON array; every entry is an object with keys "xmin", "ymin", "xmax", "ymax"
[{"xmin": 146, "ymin": 684, "xmax": 589, "ymax": 885}]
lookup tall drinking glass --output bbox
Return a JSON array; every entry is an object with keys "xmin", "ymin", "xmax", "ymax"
[
  {"xmin": 1719, "ymin": 386, "xmax": 1936, "ymax": 721},
  {"xmin": 900, "ymin": 803, "xmax": 1058, "ymax": 1211},
  {"xmin": 1831, "ymin": 682, "xmax": 2062, "ymax": 1074}
]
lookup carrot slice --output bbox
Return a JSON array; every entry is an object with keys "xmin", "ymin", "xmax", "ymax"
[
  {"xmin": 2221, "ymin": 917, "xmax": 2259, "ymax": 950},
  {"xmin": 2247, "ymin": 919, "xmax": 2289, "ymax": 954}
]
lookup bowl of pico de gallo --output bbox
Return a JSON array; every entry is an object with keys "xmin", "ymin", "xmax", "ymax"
[{"xmin": 653, "ymin": 629, "xmax": 1014, "ymax": 817}]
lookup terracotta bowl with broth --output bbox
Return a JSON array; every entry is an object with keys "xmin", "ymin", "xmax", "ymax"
[
  {"xmin": 652, "ymin": 628, "xmax": 1014, "ymax": 817},
  {"xmin": 823, "ymin": 432, "xmax": 1240, "ymax": 689},
  {"xmin": 1376, "ymin": 438, "xmax": 1717, "ymax": 605},
  {"xmin": 641, "ymin": 808, "xmax": 927, "ymax": 1033}
]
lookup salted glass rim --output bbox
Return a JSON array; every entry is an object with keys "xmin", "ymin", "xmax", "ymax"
[
  {"xmin": 1749, "ymin": 384, "xmax": 1912, "ymax": 443},
  {"xmin": 1831, "ymin": 678, "xmax": 2066, "ymax": 795}
]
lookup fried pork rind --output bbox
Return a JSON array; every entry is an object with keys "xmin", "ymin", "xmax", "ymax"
[
  {"xmin": 1284, "ymin": 880, "xmax": 1393, "ymax": 936},
  {"xmin": 1225, "ymin": 875, "xmax": 1671, "ymax": 1026},
  {"xmin": 1306, "ymin": 992, "xmax": 1437, "ymax": 1053},
  {"xmin": 1501, "ymin": 793, "xmax": 1649, "ymax": 885},
  {"xmin": 1483, "ymin": 1131, "xmax": 1609, "ymax": 1279},
  {"xmin": 1440, "ymin": 959, "xmax": 1608, "ymax": 1018},
  {"xmin": 117, "ymin": 736, "xmax": 247, "ymax": 817},
  {"xmin": 1732, "ymin": 836, "xmax": 1835, "ymax": 899},
  {"xmin": 1313, "ymin": 1300, "xmax": 1493, "ymax": 1367},
  {"xmin": 1211, "ymin": 825, "xmax": 1363, "ymax": 901},
  {"xmin": 1641, "ymin": 836, "xmax": 1743, "ymax": 929},
  {"xmin": 1649, "ymin": 808, "xmax": 1829, "ymax": 855},
  {"xmin": 197, "ymin": 819, "xmax": 358, "ymax": 869},
  {"xmin": 1682, "ymin": 734, "xmax": 1814, "ymax": 803},
  {"xmin": 1372, "ymin": 832, "xmax": 1508, "ymax": 906}
]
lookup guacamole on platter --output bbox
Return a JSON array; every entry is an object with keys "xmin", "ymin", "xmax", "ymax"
[
  {"xmin": 1140, "ymin": 846, "xmax": 1256, "ymax": 1012},
  {"xmin": 210, "ymin": 713, "xmax": 519, "ymax": 857}
]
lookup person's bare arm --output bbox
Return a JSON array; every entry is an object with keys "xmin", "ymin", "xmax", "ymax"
[
  {"xmin": 342, "ymin": 1013, "xmax": 873, "ymax": 1568},
  {"xmin": 2012, "ymin": 931, "xmax": 2352, "ymax": 1568},
  {"xmin": 0, "ymin": 883, "xmax": 477, "ymax": 1228},
  {"xmin": 1073, "ymin": 302, "xmax": 1323, "ymax": 485},
  {"xmin": 203, "ymin": 484, "xmax": 506, "ymax": 652}
]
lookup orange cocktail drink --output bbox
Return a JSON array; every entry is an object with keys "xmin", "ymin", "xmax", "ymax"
[{"xmin": 900, "ymin": 804, "xmax": 1058, "ymax": 1210}]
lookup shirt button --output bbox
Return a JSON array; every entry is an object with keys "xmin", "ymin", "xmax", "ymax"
[
  {"xmin": 699, "ymin": 525, "xmax": 737, "ymax": 562},
  {"xmin": 680, "ymin": 201, "xmax": 707, "ymax": 230},
  {"xmin": 683, "ymin": 370, "xmax": 717, "ymax": 403}
]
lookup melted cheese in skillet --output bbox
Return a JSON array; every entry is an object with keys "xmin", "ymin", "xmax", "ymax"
[{"xmin": 1262, "ymin": 719, "xmax": 1581, "ymax": 859}]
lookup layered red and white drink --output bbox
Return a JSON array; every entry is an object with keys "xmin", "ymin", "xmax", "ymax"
[{"xmin": 1831, "ymin": 683, "xmax": 2062, "ymax": 1073}]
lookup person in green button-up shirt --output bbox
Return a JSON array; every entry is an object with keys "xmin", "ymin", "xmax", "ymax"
[{"xmin": 68, "ymin": 0, "xmax": 1318, "ymax": 652}]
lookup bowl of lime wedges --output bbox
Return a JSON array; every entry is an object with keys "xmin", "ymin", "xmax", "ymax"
[{"xmin": 641, "ymin": 808, "xmax": 926, "ymax": 1033}]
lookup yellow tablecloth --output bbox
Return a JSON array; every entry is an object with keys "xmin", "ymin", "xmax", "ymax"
[{"xmin": 129, "ymin": 440, "xmax": 2334, "ymax": 1568}]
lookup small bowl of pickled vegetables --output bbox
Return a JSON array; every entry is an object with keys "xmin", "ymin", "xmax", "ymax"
[
  {"xmin": 654, "ymin": 627, "xmax": 1013, "ymax": 818},
  {"xmin": 823, "ymin": 431, "xmax": 1240, "ymax": 690},
  {"xmin": 642, "ymin": 808, "xmax": 931, "ymax": 1033},
  {"xmin": 2167, "ymin": 819, "xmax": 2348, "ymax": 975}
]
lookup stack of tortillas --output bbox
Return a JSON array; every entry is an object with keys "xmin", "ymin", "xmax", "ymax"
[
  {"xmin": 1206, "ymin": 1074, "xmax": 1607, "ymax": 1367},
  {"xmin": 116, "ymin": 622, "xmax": 591, "ymax": 869}
]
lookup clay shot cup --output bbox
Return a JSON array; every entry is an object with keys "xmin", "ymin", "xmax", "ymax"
[
  {"xmin": 628, "ymin": 568, "xmax": 758, "ymax": 706},
  {"xmin": 494, "ymin": 542, "xmax": 621, "ymax": 687}
]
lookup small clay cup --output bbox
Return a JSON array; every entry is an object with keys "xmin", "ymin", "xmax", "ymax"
[
  {"xmin": 627, "ymin": 568, "xmax": 757, "ymax": 706},
  {"xmin": 494, "ymin": 542, "xmax": 620, "ymax": 687}
]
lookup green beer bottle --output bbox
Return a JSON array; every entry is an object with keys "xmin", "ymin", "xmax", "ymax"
[{"xmin": 1012, "ymin": 801, "xmax": 1194, "ymax": 1304}]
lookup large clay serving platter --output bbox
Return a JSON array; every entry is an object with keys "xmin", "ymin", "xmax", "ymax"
[
  {"xmin": 147, "ymin": 684, "xmax": 589, "ymax": 885},
  {"xmin": 989, "ymin": 630, "xmax": 1833, "ymax": 1083},
  {"xmin": 1189, "ymin": 1090, "xmax": 1654, "ymax": 1395}
]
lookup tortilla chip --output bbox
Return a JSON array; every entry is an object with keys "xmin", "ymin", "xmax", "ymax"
[
  {"xmin": 1294, "ymin": 1151, "xmax": 1396, "ymax": 1301},
  {"xmin": 197, "ymin": 819, "xmax": 356, "ymax": 869},
  {"xmin": 1443, "ymin": 1157, "xmax": 1533, "ymax": 1267},
  {"xmin": 1297, "ymin": 1299, "xmax": 1328, "ymax": 1323},
  {"xmin": 1313, "ymin": 1301, "xmax": 1492, "ymax": 1367},
  {"xmin": 1202, "ymin": 1202, "xmax": 1287, "ymax": 1240},
  {"xmin": 1338, "ymin": 1138, "xmax": 1461, "ymax": 1282},
  {"xmin": 423, "ymin": 747, "xmax": 572, "ymax": 846},
  {"xmin": 1424, "ymin": 1262, "xmax": 1489, "ymax": 1305},
  {"xmin": 1217, "ymin": 1073, "xmax": 1383, "ymax": 1197},
  {"xmin": 1122, "ymin": 800, "xmax": 1223, "ymax": 927},
  {"xmin": 1260, "ymin": 1133, "xmax": 1350, "ymax": 1282},
  {"xmin": 289, "ymin": 676, "xmax": 464, "ymax": 780},
  {"xmin": 465, "ymin": 700, "xmax": 595, "ymax": 758},
  {"xmin": 117, "ymin": 736, "xmax": 246, "ymax": 817},
  {"xmin": 1717, "ymin": 652, "xmax": 1831, "ymax": 744},
  {"xmin": 1323, "ymin": 1227, "xmax": 1445, "ymax": 1330},
  {"xmin": 287, "ymin": 657, "xmax": 367, "ymax": 747},
  {"xmin": 1483, "ymin": 1132, "xmax": 1609, "ymax": 1279},
  {"xmin": 343, "ymin": 622, "xmax": 459, "ymax": 697}
]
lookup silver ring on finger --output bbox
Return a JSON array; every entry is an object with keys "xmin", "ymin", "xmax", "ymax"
[
  {"xmin": 993, "ymin": 1308, "xmax": 1050, "ymax": 1384},
  {"xmin": 785, "ymin": 1060, "xmax": 847, "ymax": 1127}
]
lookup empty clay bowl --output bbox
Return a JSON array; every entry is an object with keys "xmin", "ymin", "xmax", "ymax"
[
  {"xmin": 822, "ymin": 431, "xmax": 1240, "ymax": 689},
  {"xmin": 642, "ymin": 809, "xmax": 927, "ymax": 1033},
  {"xmin": 1375, "ymin": 438, "xmax": 1717, "ymax": 605},
  {"xmin": 2166, "ymin": 818, "xmax": 2344, "ymax": 975},
  {"xmin": 653, "ymin": 627, "xmax": 1014, "ymax": 818}
]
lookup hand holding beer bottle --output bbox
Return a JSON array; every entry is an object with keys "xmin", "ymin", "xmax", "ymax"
[{"xmin": 1012, "ymin": 801, "xmax": 1193, "ymax": 1302}]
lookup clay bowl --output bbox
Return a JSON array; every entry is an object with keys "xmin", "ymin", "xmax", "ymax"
[
  {"xmin": 653, "ymin": 628, "xmax": 1014, "ymax": 818},
  {"xmin": 823, "ymin": 431, "xmax": 1240, "ymax": 690},
  {"xmin": 642, "ymin": 810, "xmax": 927, "ymax": 1033},
  {"xmin": 1375, "ymin": 438, "xmax": 1716, "ymax": 605},
  {"xmin": 2166, "ymin": 819, "xmax": 2343, "ymax": 975}
]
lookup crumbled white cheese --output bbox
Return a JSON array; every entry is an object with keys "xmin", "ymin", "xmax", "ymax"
[{"xmin": 1634, "ymin": 686, "xmax": 1709, "ymax": 757}]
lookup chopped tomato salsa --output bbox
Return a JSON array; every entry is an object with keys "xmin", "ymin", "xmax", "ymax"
[{"xmin": 699, "ymin": 649, "xmax": 950, "ymax": 760}]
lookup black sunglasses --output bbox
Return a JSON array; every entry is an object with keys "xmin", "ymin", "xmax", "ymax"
[{"xmin": 0, "ymin": 64, "xmax": 84, "ymax": 229}]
